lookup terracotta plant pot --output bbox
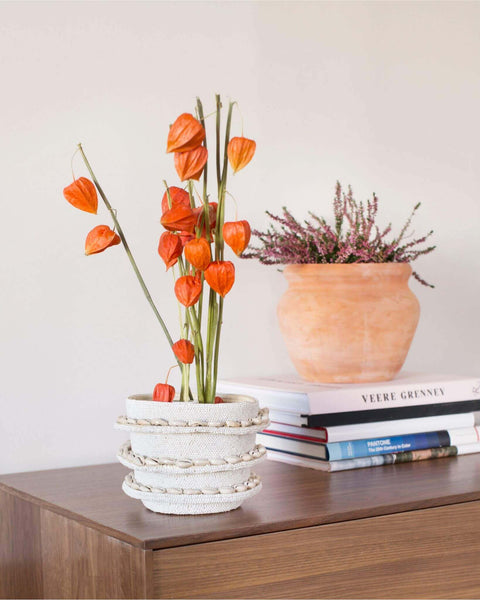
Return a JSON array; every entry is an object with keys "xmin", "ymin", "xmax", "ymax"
[
  {"xmin": 115, "ymin": 394, "xmax": 270, "ymax": 515},
  {"xmin": 277, "ymin": 263, "xmax": 420, "ymax": 383}
]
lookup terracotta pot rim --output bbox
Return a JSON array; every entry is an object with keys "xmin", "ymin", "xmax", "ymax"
[
  {"xmin": 283, "ymin": 263, "xmax": 413, "ymax": 278},
  {"xmin": 283, "ymin": 262, "xmax": 412, "ymax": 270}
]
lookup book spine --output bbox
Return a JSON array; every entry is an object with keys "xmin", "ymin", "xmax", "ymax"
[
  {"xmin": 326, "ymin": 431, "xmax": 451, "ymax": 460},
  {"xmin": 265, "ymin": 418, "xmax": 477, "ymax": 444},
  {"xmin": 306, "ymin": 400, "xmax": 480, "ymax": 427},
  {"xmin": 269, "ymin": 411, "xmax": 308, "ymax": 427},
  {"xmin": 266, "ymin": 449, "xmax": 331, "ymax": 471},
  {"xmin": 262, "ymin": 429, "xmax": 325, "ymax": 443},
  {"xmin": 324, "ymin": 413, "xmax": 475, "ymax": 443},
  {"xmin": 328, "ymin": 445, "xmax": 461, "ymax": 471},
  {"xmin": 456, "ymin": 442, "xmax": 480, "ymax": 455},
  {"xmin": 308, "ymin": 377, "xmax": 480, "ymax": 415}
]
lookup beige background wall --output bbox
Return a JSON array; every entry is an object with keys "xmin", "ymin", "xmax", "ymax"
[{"xmin": 1, "ymin": 1, "xmax": 479, "ymax": 474}]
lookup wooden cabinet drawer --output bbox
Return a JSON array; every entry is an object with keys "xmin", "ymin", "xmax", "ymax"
[
  {"xmin": 3, "ymin": 460, "xmax": 480, "ymax": 599},
  {"xmin": 153, "ymin": 501, "xmax": 480, "ymax": 599}
]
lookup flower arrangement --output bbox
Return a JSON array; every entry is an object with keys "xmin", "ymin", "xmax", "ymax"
[
  {"xmin": 63, "ymin": 95, "xmax": 255, "ymax": 404},
  {"xmin": 245, "ymin": 182, "xmax": 435, "ymax": 286}
]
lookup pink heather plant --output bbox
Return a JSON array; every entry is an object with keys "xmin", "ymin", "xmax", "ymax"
[{"xmin": 245, "ymin": 182, "xmax": 436, "ymax": 286}]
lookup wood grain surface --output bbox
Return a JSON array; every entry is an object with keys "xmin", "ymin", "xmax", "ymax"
[
  {"xmin": 0, "ymin": 488, "xmax": 151, "ymax": 599},
  {"xmin": 40, "ymin": 509, "xmax": 151, "ymax": 599},
  {"xmin": 2, "ymin": 456, "xmax": 480, "ymax": 550},
  {"xmin": 152, "ymin": 500, "xmax": 480, "ymax": 599},
  {"xmin": 0, "ymin": 490, "xmax": 43, "ymax": 599}
]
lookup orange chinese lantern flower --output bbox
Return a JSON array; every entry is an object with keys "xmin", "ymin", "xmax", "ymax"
[
  {"xmin": 166, "ymin": 113, "xmax": 206, "ymax": 154},
  {"xmin": 172, "ymin": 339, "xmax": 195, "ymax": 364},
  {"xmin": 174, "ymin": 146, "xmax": 208, "ymax": 181},
  {"xmin": 161, "ymin": 205, "xmax": 197, "ymax": 233},
  {"xmin": 184, "ymin": 237, "xmax": 211, "ymax": 271},
  {"xmin": 204, "ymin": 261, "xmax": 235, "ymax": 297},
  {"xmin": 158, "ymin": 232, "xmax": 183, "ymax": 270},
  {"xmin": 227, "ymin": 137, "xmax": 256, "ymax": 174},
  {"xmin": 63, "ymin": 177, "xmax": 98, "ymax": 214},
  {"xmin": 193, "ymin": 202, "xmax": 218, "ymax": 237},
  {"xmin": 153, "ymin": 383, "xmax": 175, "ymax": 402},
  {"xmin": 161, "ymin": 186, "xmax": 191, "ymax": 215},
  {"xmin": 174, "ymin": 275, "xmax": 202, "ymax": 307},
  {"xmin": 223, "ymin": 220, "xmax": 251, "ymax": 256},
  {"xmin": 178, "ymin": 231, "xmax": 195, "ymax": 247},
  {"xmin": 85, "ymin": 225, "xmax": 121, "ymax": 256}
]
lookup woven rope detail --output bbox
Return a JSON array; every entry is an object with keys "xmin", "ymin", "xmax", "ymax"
[
  {"xmin": 124, "ymin": 471, "xmax": 261, "ymax": 495},
  {"xmin": 118, "ymin": 441, "xmax": 266, "ymax": 469},
  {"xmin": 117, "ymin": 407, "xmax": 269, "ymax": 429}
]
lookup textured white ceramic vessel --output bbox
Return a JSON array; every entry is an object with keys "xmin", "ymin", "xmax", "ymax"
[{"xmin": 115, "ymin": 394, "xmax": 269, "ymax": 515}]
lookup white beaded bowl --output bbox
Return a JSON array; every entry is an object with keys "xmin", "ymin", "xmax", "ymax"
[{"xmin": 115, "ymin": 394, "xmax": 269, "ymax": 515}]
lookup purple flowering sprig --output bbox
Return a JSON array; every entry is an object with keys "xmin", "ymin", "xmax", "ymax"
[{"xmin": 244, "ymin": 182, "xmax": 436, "ymax": 287}]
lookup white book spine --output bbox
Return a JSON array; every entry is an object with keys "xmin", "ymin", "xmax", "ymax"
[
  {"xmin": 308, "ymin": 377, "xmax": 480, "ymax": 414},
  {"xmin": 456, "ymin": 442, "xmax": 480, "ymax": 455},
  {"xmin": 268, "ymin": 411, "xmax": 308, "ymax": 427},
  {"xmin": 219, "ymin": 374, "xmax": 480, "ymax": 416},
  {"xmin": 266, "ymin": 413, "xmax": 475, "ymax": 442},
  {"xmin": 266, "ymin": 450, "xmax": 331, "ymax": 471},
  {"xmin": 325, "ymin": 412, "xmax": 475, "ymax": 442},
  {"xmin": 448, "ymin": 427, "xmax": 480, "ymax": 446}
]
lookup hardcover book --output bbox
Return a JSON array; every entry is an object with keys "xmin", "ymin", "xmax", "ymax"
[
  {"xmin": 264, "ymin": 412, "xmax": 475, "ymax": 442},
  {"xmin": 257, "ymin": 426, "xmax": 480, "ymax": 461},
  {"xmin": 219, "ymin": 372, "xmax": 480, "ymax": 427},
  {"xmin": 266, "ymin": 442, "xmax": 480, "ymax": 472},
  {"xmin": 295, "ymin": 401, "xmax": 480, "ymax": 428}
]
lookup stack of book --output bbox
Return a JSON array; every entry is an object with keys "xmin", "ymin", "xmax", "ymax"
[{"xmin": 218, "ymin": 372, "xmax": 480, "ymax": 472}]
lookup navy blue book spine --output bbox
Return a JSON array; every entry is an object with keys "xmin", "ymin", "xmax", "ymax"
[{"xmin": 326, "ymin": 430, "xmax": 451, "ymax": 461}]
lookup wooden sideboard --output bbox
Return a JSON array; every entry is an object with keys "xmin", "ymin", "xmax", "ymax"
[{"xmin": 2, "ymin": 456, "xmax": 480, "ymax": 599}]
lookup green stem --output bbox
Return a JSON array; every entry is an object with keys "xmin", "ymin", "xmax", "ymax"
[
  {"xmin": 194, "ymin": 99, "xmax": 211, "ymax": 353},
  {"xmin": 186, "ymin": 307, "xmax": 204, "ymax": 402},
  {"xmin": 178, "ymin": 251, "xmax": 205, "ymax": 402},
  {"xmin": 195, "ymin": 98, "xmax": 210, "ymax": 244},
  {"xmin": 204, "ymin": 289, "xmax": 218, "ymax": 403},
  {"xmin": 188, "ymin": 307, "xmax": 204, "ymax": 356},
  {"xmin": 196, "ymin": 97, "xmax": 208, "ymax": 204},
  {"xmin": 215, "ymin": 94, "xmax": 222, "ymax": 190},
  {"xmin": 187, "ymin": 180, "xmax": 196, "ymax": 211},
  {"xmin": 193, "ymin": 304, "xmax": 205, "ymax": 399},
  {"xmin": 197, "ymin": 272, "xmax": 205, "ymax": 341},
  {"xmin": 180, "ymin": 364, "xmax": 190, "ymax": 402},
  {"xmin": 204, "ymin": 94, "xmax": 224, "ymax": 402},
  {"xmin": 214, "ymin": 101, "xmax": 234, "ymax": 259},
  {"xmin": 213, "ymin": 296, "xmax": 224, "ymax": 387},
  {"xmin": 210, "ymin": 101, "xmax": 234, "ymax": 399}
]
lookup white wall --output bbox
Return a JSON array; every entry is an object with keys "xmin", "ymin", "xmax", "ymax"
[{"xmin": 1, "ymin": 1, "xmax": 479, "ymax": 474}]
